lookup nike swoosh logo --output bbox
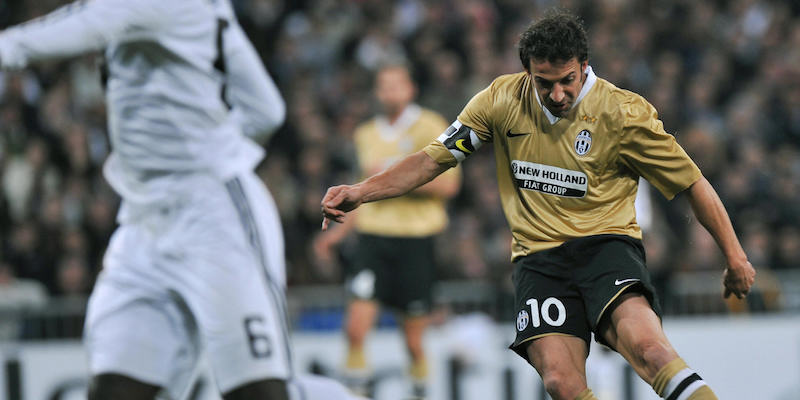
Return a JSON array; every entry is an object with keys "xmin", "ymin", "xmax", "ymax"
[
  {"xmin": 455, "ymin": 139, "xmax": 473, "ymax": 154},
  {"xmin": 506, "ymin": 130, "xmax": 530, "ymax": 138},
  {"xmin": 614, "ymin": 278, "xmax": 640, "ymax": 286}
]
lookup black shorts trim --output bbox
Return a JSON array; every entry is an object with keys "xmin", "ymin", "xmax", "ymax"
[
  {"xmin": 594, "ymin": 281, "xmax": 660, "ymax": 349},
  {"xmin": 596, "ymin": 282, "xmax": 639, "ymax": 327},
  {"xmin": 510, "ymin": 332, "xmax": 582, "ymax": 361}
]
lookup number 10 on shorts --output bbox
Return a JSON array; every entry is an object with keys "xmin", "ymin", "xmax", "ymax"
[{"xmin": 525, "ymin": 297, "xmax": 566, "ymax": 328}]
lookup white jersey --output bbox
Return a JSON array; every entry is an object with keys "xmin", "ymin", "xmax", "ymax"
[
  {"xmin": 0, "ymin": 0, "xmax": 285, "ymax": 204},
  {"xmin": 0, "ymin": 2, "xmax": 369, "ymax": 397}
]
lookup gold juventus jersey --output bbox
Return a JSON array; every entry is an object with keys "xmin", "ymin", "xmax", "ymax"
[
  {"xmin": 423, "ymin": 67, "xmax": 701, "ymax": 259},
  {"xmin": 356, "ymin": 104, "xmax": 460, "ymax": 237}
]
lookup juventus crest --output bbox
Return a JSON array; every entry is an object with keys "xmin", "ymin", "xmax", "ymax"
[{"xmin": 574, "ymin": 129, "xmax": 592, "ymax": 156}]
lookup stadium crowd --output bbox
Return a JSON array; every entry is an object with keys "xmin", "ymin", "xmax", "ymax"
[{"xmin": 0, "ymin": 0, "xmax": 798, "ymax": 318}]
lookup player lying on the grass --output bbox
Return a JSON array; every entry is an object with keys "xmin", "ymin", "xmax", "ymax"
[{"xmin": 322, "ymin": 9, "xmax": 755, "ymax": 400}]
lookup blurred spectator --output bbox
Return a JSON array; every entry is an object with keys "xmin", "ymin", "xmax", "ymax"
[
  {"xmin": 6, "ymin": 220, "xmax": 54, "ymax": 291},
  {"xmin": 418, "ymin": 50, "xmax": 470, "ymax": 120},
  {"xmin": 0, "ymin": 260, "xmax": 48, "ymax": 340},
  {"xmin": 773, "ymin": 225, "xmax": 800, "ymax": 271},
  {"xmin": 55, "ymin": 253, "xmax": 92, "ymax": 299},
  {"xmin": 2, "ymin": 138, "xmax": 59, "ymax": 222}
]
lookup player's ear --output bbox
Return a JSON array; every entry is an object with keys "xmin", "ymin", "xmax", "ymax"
[{"xmin": 581, "ymin": 60, "xmax": 588, "ymax": 73}]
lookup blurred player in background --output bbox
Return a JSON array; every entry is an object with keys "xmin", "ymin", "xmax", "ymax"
[
  {"xmin": 0, "ymin": 1, "xmax": 360, "ymax": 399},
  {"xmin": 322, "ymin": 9, "xmax": 756, "ymax": 400},
  {"xmin": 315, "ymin": 64, "xmax": 460, "ymax": 398}
]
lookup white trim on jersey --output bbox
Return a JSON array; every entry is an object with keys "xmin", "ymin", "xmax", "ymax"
[
  {"xmin": 534, "ymin": 65, "xmax": 598, "ymax": 125},
  {"xmin": 376, "ymin": 103, "xmax": 423, "ymax": 141}
]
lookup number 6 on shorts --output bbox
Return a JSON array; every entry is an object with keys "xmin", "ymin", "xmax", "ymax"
[{"xmin": 244, "ymin": 316, "xmax": 272, "ymax": 359}]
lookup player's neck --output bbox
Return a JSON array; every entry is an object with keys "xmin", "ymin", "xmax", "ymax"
[
  {"xmin": 386, "ymin": 110, "xmax": 403, "ymax": 124},
  {"xmin": 384, "ymin": 105, "xmax": 409, "ymax": 125}
]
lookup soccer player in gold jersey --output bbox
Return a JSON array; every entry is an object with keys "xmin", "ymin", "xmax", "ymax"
[
  {"xmin": 321, "ymin": 10, "xmax": 755, "ymax": 400},
  {"xmin": 314, "ymin": 64, "xmax": 460, "ymax": 398}
]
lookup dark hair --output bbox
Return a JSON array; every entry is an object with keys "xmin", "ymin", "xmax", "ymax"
[{"xmin": 518, "ymin": 9, "xmax": 588, "ymax": 71}]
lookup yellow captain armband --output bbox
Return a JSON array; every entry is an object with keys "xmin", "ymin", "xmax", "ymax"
[{"xmin": 436, "ymin": 120, "xmax": 483, "ymax": 163}]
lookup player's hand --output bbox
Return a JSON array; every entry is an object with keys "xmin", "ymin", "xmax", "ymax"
[
  {"xmin": 321, "ymin": 184, "xmax": 362, "ymax": 231},
  {"xmin": 723, "ymin": 259, "xmax": 756, "ymax": 299}
]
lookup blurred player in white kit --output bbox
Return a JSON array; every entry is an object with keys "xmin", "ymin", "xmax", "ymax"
[{"xmin": 0, "ymin": 1, "xmax": 360, "ymax": 399}]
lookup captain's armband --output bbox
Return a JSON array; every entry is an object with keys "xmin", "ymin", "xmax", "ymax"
[{"xmin": 437, "ymin": 121, "xmax": 484, "ymax": 163}]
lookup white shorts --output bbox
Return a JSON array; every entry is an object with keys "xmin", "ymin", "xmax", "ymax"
[{"xmin": 84, "ymin": 172, "xmax": 292, "ymax": 396}]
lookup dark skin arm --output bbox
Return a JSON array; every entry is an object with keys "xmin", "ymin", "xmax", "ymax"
[{"xmin": 321, "ymin": 151, "xmax": 449, "ymax": 230}]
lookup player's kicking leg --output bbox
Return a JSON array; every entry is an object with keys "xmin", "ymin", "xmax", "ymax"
[
  {"xmin": 599, "ymin": 292, "xmax": 718, "ymax": 399},
  {"xmin": 524, "ymin": 336, "xmax": 598, "ymax": 400}
]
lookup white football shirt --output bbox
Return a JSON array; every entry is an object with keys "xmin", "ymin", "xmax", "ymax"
[{"xmin": 0, "ymin": 0, "xmax": 285, "ymax": 204}]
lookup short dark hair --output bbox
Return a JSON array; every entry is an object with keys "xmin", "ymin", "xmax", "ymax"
[{"xmin": 518, "ymin": 9, "xmax": 588, "ymax": 71}]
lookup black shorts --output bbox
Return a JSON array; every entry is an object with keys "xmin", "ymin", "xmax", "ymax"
[
  {"xmin": 509, "ymin": 234, "xmax": 661, "ymax": 362},
  {"xmin": 347, "ymin": 233, "xmax": 436, "ymax": 316}
]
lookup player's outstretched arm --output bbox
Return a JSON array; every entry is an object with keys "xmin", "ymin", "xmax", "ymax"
[
  {"xmin": 0, "ymin": 0, "xmax": 169, "ymax": 69},
  {"xmin": 321, "ymin": 151, "xmax": 449, "ymax": 230},
  {"xmin": 685, "ymin": 176, "xmax": 756, "ymax": 299},
  {"xmin": 411, "ymin": 166, "xmax": 461, "ymax": 199}
]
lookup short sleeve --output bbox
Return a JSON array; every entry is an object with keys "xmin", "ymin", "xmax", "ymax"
[
  {"xmin": 457, "ymin": 86, "xmax": 495, "ymax": 142},
  {"xmin": 422, "ymin": 84, "xmax": 497, "ymax": 166},
  {"xmin": 426, "ymin": 115, "xmax": 462, "ymax": 183},
  {"xmin": 618, "ymin": 96, "xmax": 702, "ymax": 200},
  {"xmin": 423, "ymin": 140, "xmax": 459, "ymax": 168}
]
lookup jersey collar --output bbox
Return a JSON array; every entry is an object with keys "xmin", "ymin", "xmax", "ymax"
[
  {"xmin": 377, "ymin": 103, "xmax": 422, "ymax": 140},
  {"xmin": 534, "ymin": 65, "xmax": 597, "ymax": 125}
]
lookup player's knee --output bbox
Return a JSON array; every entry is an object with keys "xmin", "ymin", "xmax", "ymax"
[
  {"xmin": 223, "ymin": 378, "xmax": 289, "ymax": 400},
  {"xmin": 541, "ymin": 370, "xmax": 584, "ymax": 400},
  {"xmin": 88, "ymin": 373, "xmax": 160, "ymax": 400},
  {"xmin": 630, "ymin": 338, "xmax": 673, "ymax": 371}
]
